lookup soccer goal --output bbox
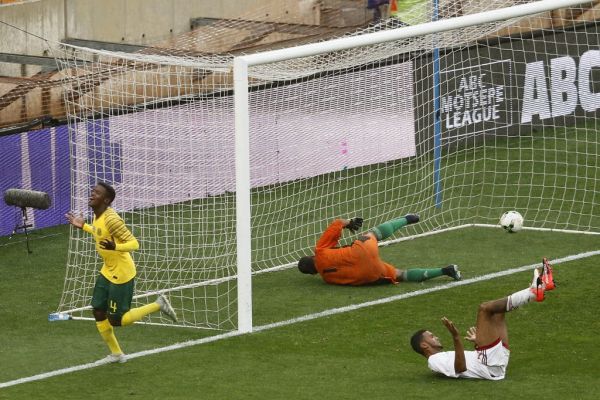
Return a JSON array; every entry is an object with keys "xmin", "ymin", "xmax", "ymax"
[{"xmin": 54, "ymin": 0, "xmax": 600, "ymax": 332}]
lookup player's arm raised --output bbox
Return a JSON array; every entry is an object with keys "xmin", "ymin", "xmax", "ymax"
[
  {"xmin": 315, "ymin": 219, "xmax": 345, "ymax": 249},
  {"xmin": 464, "ymin": 326, "xmax": 477, "ymax": 344},
  {"xmin": 442, "ymin": 317, "xmax": 467, "ymax": 374},
  {"xmin": 66, "ymin": 212, "xmax": 97, "ymax": 236},
  {"xmin": 65, "ymin": 212, "xmax": 85, "ymax": 229}
]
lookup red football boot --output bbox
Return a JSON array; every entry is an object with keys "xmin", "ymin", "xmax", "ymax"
[
  {"xmin": 541, "ymin": 257, "xmax": 556, "ymax": 291},
  {"xmin": 530, "ymin": 268, "xmax": 545, "ymax": 302}
]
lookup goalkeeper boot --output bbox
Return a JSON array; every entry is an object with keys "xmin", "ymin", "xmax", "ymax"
[
  {"xmin": 157, "ymin": 294, "xmax": 178, "ymax": 322},
  {"xmin": 405, "ymin": 214, "xmax": 420, "ymax": 225},
  {"xmin": 442, "ymin": 264, "xmax": 462, "ymax": 281},
  {"xmin": 529, "ymin": 268, "xmax": 545, "ymax": 302},
  {"xmin": 541, "ymin": 257, "xmax": 556, "ymax": 291},
  {"xmin": 98, "ymin": 353, "xmax": 127, "ymax": 364}
]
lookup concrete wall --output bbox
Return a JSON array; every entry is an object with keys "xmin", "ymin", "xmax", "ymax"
[
  {"xmin": 0, "ymin": 0, "xmax": 64, "ymax": 76},
  {"xmin": 64, "ymin": 0, "xmax": 367, "ymax": 45},
  {"xmin": 0, "ymin": 0, "xmax": 369, "ymax": 76}
]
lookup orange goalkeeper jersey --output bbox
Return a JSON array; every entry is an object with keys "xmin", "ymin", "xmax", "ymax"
[{"xmin": 314, "ymin": 219, "xmax": 398, "ymax": 285}]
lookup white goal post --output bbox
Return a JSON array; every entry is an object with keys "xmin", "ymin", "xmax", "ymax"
[{"xmin": 55, "ymin": 0, "xmax": 600, "ymax": 334}]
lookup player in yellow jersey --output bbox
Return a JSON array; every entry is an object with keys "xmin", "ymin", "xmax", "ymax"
[{"xmin": 65, "ymin": 182, "xmax": 178, "ymax": 364}]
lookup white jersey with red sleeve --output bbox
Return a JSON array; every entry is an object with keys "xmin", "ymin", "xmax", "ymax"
[{"xmin": 427, "ymin": 339, "xmax": 510, "ymax": 380}]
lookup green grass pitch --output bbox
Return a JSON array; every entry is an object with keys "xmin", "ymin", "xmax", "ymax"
[
  {"xmin": 1, "ymin": 223, "xmax": 599, "ymax": 399},
  {"xmin": 1, "ymin": 121, "xmax": 600, "ymax": 397}
]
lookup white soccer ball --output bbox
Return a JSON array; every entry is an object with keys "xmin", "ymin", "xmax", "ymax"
[{"xmin": 500, "ymin": 211, "xmax": 524, "ymax": 233}]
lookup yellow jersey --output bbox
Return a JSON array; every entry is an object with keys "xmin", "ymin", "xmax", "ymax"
[{"xmin": 83, "ymin": 207, "xmax": 139, "ymax": 284}]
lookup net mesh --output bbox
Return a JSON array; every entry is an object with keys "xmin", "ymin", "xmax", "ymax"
[{"xmin": 55, "ymin": 0, "xmax": 600, "ymax": 330}]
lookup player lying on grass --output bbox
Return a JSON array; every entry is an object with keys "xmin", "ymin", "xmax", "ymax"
[
  {"xmin": 410, "ymin": 259, "xmax": 556, "ymax": 380},
  {"xmin": 65, "ymin": 182, "xmax": 178, "ymax": 364},
  {"xmin": 297, "ymin": 215, "xmax": 461, "ymax": 285}
]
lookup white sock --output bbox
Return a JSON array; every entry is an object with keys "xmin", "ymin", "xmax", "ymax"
[{"xmin": 506, "ymin": 288, "xmax": 535, "ymax": 311}]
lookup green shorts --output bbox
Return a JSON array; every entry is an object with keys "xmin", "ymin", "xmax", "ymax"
[{"xmin": 91, "ymin": 274, "xmax": 134, "ymax": 320}]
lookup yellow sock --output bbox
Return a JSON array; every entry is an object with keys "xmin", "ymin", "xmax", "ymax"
[
  {"xmin": 121, "ymin": 302, "xmax": 160, "ymax": 326},
  {"xmin": 96, "ymin": 319, "xmax": 122, "ymax": 355}
]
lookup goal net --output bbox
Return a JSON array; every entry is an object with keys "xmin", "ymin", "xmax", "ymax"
[{"xmin": 54, "ymin": 0, "xmax": 600, "ymax": 331}]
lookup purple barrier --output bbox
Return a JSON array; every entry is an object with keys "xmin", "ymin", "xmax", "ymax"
[
  {"xmin": 0, "ymin": 126, "xmax": 71, "ymax": 237},
  {"xmin": 86, "ymin": 119, "xmax": 122, "ymax": 189},
  {"xmin": 0, "ymin": 134, "xmax": 23, "ymax": 236}
]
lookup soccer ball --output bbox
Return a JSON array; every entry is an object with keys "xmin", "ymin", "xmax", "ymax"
[{"xmin": 500, "ymin": 211, "xmax": 524, "ymax": 233}]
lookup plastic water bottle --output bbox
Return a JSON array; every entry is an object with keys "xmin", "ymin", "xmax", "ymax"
[{"xmin": 48, "ymin": 312, "xmax": 71, "ymax": 321}]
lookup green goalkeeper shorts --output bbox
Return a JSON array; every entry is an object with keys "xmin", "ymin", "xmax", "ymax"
[{"xmin": 91, "ymin": 274, "xmax": 134, "ymax": 320}]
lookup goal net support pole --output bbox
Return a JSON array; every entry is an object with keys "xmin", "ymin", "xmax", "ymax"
[{"xmin": 234, "ymin": 58, "xmax": 253, "ymax": 333}]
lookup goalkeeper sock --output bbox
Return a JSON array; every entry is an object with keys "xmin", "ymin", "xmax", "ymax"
[
  {"xmin": 96, "ymin": 319, "xmax": 123, "ymax": 355},
  {"xmin": 403, "ymin": 268, "xmax": 444, "ymax": 282},
  {"xmin": 370, "ymin": 218, "xmax": 408, "ymax": 240},
  {"xmin": 121, "ymin": 302, "xmax": 160, "ymax": 326}
]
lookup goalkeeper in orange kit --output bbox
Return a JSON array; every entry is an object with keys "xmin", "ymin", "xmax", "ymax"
[{"xmin": 297, "ymin": 215, "xmax": 461, "ymax": 285}]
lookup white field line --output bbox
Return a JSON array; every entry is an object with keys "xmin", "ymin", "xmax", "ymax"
[{"xmin": 2, "ymin": 250, "xmax": 599, "ymax": 389}]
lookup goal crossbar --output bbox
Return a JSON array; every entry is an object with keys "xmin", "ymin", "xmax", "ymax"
[{"xmin": 235, "ymin": 0, "xmax": 589, "ymax": 68}]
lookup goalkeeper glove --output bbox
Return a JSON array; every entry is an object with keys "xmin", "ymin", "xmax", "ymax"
[
  {"xmin": 345, "ymin": 217, "xmax": 364, "ymax": 233},
  {"xmin": 405, "ymin": 214, "xmax": 420, "ymax": 225}
]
